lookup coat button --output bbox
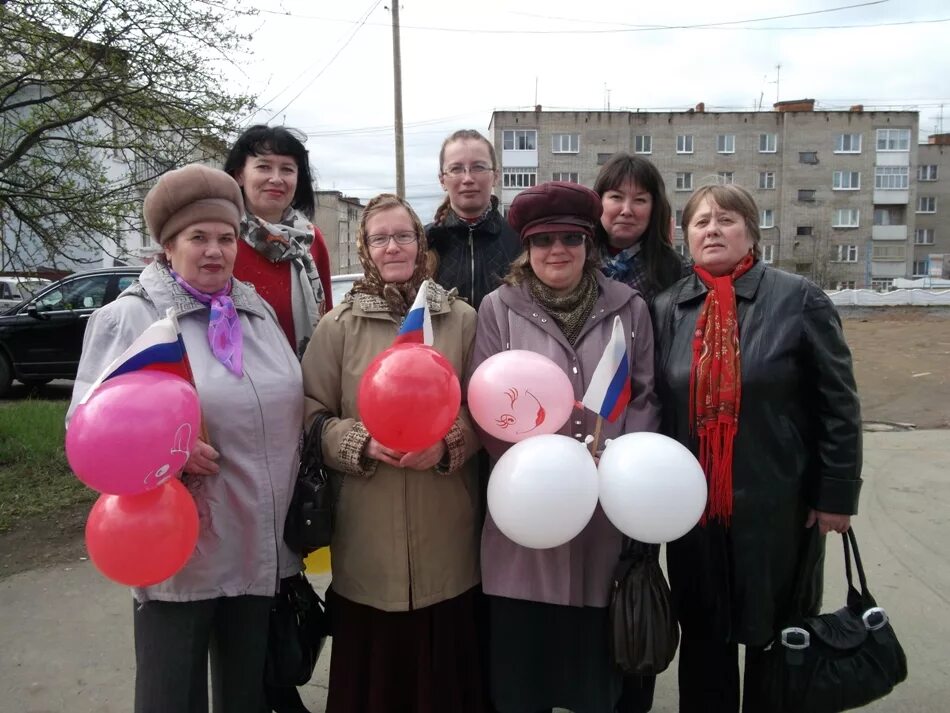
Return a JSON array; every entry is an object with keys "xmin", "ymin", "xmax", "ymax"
[
  {"xmin": 575, "ymin": 420, "xmax": 582, "ymax": 426},
  {"xmin": 574, "ymin": 433, "xmax": 583, "ymax": 438},
  {"xmin": 532, "ymin": 312, "xmax": 539, "ymax": 317},
  {"xmin": 541, "ymin": 318, "xmax": 547, "ymax": 323}
]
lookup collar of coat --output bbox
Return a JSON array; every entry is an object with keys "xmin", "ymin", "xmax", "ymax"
[
  {"xmin": 343, "ymin": 280, "xmax": 457, "ymax": 320},
  {"xmin": 494, "ymin": 270, "xmax": 640, "ymax": 349},
  {"xmin": 674, "ymin": 258, "xmax": 767, "ymax": 304},
  {"xmin": 126, "ymin": 261, "xmax": 271, "ymax": 320}
]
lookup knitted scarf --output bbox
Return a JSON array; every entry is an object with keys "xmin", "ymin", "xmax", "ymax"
[
  {"xmin": 528, "ymin": 270, "xmax": 598, "ymax": 345},
  {"xmin": 169, "ymin": 269, "xmax": 243, "ymax": 377},
  {"xmin": 689, "ymin": 253, "xmax": 755, "ymax": 525}
]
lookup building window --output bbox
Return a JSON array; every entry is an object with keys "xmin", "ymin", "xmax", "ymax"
[
  {"xmin": 502, "ymin": 130, "xmax": 537, "ymax": 151},
  {"xmin": 799, "ymin": 151, "xmax": 819, "ymax": 165},
  {"xmin": 835, "ymin": 244, "xmax": 859, "ymax": 262},
  {"xmin": 871, "ymin": 244, "xmax": 906, "ymax": 261},
  {"xmin": 717, "ymin": 171, "xmax": 734, "ymax": 184},
  {"xmin": 913, "ymin": 260, "xmax": 929, "ymax": 276},
  {"xmin": 551, "ymin": 133, "xmax": 579, "ymax": 153},
  {"xmin": 917, "ymin": 196, "xmax": 937, "ymax": 213},
  {"xmin": 833, "ymin": 171, "xmax": 861, "ymax": 190},
  {"xmin": 796, "ymin": 225, "xmax": 813, "ymax": 236},
  {"xmin": 676, "ymin": 135, "xmax": 694, "ymax": 154},
  {"xmin": 717, "ymin": 134, "xmax": 735, "ymax": 154},
  {"xmin": 502, "ymin": 167, "xmax": 537, "ymax": 188},
  {"xmin": 634, "ymin": 135, "xmax": 652, "ymax": 154},
  {"xmin": 759, "ymin": 133, "xmax": 777, "ymax": 153},
  {"xmin": 874, "ymin": 166, "xmax": 909, "ymax": 190},
  {"xmin": 876, "ymin": 128, "xmax": 910, "ymax": 151},
  {"xmin": 758, "ymin": 171, "xmax": 775, "ymax": 190},
  {"xmin": 675, "ymin": 172, "xmax": 693, "ymax": 191},
  {"xmin": 760, "ymin": 209, "xmax": 775, "ymax": 228},
  {"xmin": 674, "ymin": 243, "xmax": 686, "ymax": 256},
  {"xmin": 835, "ymin": 280, "xmax": 857, "ymax": 290},
  {"xmin": 915, "ymin": 228, "xmax": 935, "ymax": 245},
  {"xmin": 870, "ymin": 278, "xmax": 895, "ymax": 291},
  {"xmin": 797, "ymin": 189, "xmax": 816, "ymax": 202},
  {"xmin": 762, "ymin": 245, "xmax": 775, "ymax": 263},
  {"xmin": 674, "ymin": 209, "xmax": 683, "ymax": 228},
  {"xmin": 873, "ymin": 206, "xmax": 905, "ymax": 226},
  {"xmin": 835, "ymin": 133, "xmax": 862, "ymax": 153},
  {"xmin": 552, "ymin": 172, "xmax": 579, "ymax": 183},
  {"xmin": 596, "ymin": 153, "xmax": 614, "ymax": 166},
  {"xmin": 833, "ymin": 208, "xmax": 860, "ymax": 227},
  {"xmin": 918, "ymin": 164, "xmax": 938, "ymax": 181}
]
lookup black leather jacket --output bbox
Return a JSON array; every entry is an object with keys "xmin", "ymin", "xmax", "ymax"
[
  {"xmin": 425, "ymin": 200, "xmax": 521, "ymax": 311},
  {"xmin": 651, "ymin": 261, "xmax": 863, "ymax": 645}
]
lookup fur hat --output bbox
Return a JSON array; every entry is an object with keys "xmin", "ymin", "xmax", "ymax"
[
  {"xmin": 507, "ymin": 181, "xmax": 603, "ymax": 242},
  {"xmin": 143, "ymin": 164, "xmax": 244, "ymax": 245}
]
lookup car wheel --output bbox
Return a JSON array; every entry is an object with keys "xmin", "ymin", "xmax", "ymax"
[{"xmin": 0, "ymin": 353, "xmax": 11, "ymax": 398}]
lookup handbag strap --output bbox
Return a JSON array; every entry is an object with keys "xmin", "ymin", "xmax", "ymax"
[
  {"xmin": 302, "ymin": 411, "xmax": 331, "ymax": 473},
  {"xmin": 842, "ymin": 526, "xmax": 872, "ymax": 601}
]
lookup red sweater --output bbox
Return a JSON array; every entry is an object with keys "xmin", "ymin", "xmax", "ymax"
[{"xmin": 233, "ymin": 226, "xmax": 333, "ymax": 348}]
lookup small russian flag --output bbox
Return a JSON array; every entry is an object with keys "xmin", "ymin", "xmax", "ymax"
[
  {"xmin": 393, "ymin": 280, "xmax": 433, "ymax": 346},
  {"xmin": 582, "ymin": 315, "xmax": 631, "ymax": 423},
  {"xmin": 79, "ymin": 309, "xmax": 194, "ymax": 405}
]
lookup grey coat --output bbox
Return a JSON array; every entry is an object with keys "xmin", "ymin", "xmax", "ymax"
[
  {"xmin": 469, "ymin": 271, "xmax": 661, "ymax": 608},
  {"xmin": 69, "ymin": 262, "xmax": 303, "ymax": 602}
]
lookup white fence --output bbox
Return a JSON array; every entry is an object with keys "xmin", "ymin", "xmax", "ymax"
[{"xmin": 827, "ymin": 289, "xmax": 950, "ymax": 306}]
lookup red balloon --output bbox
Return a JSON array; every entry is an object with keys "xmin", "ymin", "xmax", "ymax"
[
  {"xmin": 357, "ymin": 344, "xmax": 461, "ymax": 453},
  {"xmin": 85, "ymin": 478, "xmax": 199, "ymax": 587}
]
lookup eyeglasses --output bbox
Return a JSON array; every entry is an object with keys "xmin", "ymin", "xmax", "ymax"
[
  {"xmin": 528, "ymin": 233, "xmax": 587, "ymax": 249},
  {"xmin": 366, "ymin": 231, "xmax": 418, "ymax": 249},
  {"xmin": 441, "ymin": 163, "xmax": 495, "ymax": 178}
]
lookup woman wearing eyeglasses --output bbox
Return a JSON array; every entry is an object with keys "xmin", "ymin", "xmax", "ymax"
[
  {"xmin": 426, "ymin": 129, "xmax": 522, "ymax": 311},
  {"xmin": 300, "ymin": 194, "xmax": 487, "ymax": 713},
  {"xmin": 469, "ymin": 182, "xmax": 660, "ymax": 713}
]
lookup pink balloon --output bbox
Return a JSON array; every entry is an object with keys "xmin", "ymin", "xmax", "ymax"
[
  {"xmin": 467, "ymin": 350, "xmax": 575, "ymax": 443},
  {"xmin": 66, "ymin": 371, "xmax": 201, "ymax": 495}
]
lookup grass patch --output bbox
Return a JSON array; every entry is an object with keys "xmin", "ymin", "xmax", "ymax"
[{"xmin": 0, "ymin": 400, "xmax": 94, "ymax": 532}]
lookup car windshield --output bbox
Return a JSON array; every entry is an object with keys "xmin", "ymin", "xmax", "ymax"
[{"xmin": 33, "ymin": 274, "xmax": 111, "ymax": 311}]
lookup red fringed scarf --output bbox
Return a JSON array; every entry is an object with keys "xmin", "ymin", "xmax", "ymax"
[{"xmin": 689, "ymin": 253, "xmax": 755, "ymax": 525}]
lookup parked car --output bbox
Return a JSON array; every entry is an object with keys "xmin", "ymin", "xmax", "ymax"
[
  {"xmin": 0, "ymin": 276, "xmax": 51, "ymax": 310},
  {"xmin": 0, "ymin": 266, "xmax": 144, "ymax": 396},
  {"xmin": 330, "ymin": 272, "xmax": 361, "ymax": 306}
]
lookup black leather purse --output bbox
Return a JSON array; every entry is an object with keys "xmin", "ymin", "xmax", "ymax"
[
  {"xmin": 608, "ymin": 539, "xmax": 680, "ymax": 676},
  {"xmin": 763, "ymin": 527, "xmax": 907, "ymax": 713},
  {"xmin": 284, "ymin": 412, "xmax": 335, "ymax": 556},
  {"xmin": 264, "ymin": 573, "xmax": 330, "ymax": 687}
]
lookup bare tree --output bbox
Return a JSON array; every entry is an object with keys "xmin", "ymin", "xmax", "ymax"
[{"xmin": 0, "ymin": 0, "xmax": 256, "ymax": 272}]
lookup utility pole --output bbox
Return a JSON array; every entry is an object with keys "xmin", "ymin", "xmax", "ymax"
[{"xmin": 390, "ymin": 2, "xmax": 405, "ymax": 199}]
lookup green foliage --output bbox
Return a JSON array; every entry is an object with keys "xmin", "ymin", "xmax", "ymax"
[
  {"xmin": 0, "ymin": 0, "xmax": 257, "ymax": 271},
  {"xmin": 0, "ymin": 400, "xmax": 92, "ymax": 531}
]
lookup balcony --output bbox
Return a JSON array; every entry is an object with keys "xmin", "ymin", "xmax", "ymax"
[
  {"xmin": 873, "ymin": 189, "xmax": 909, "ymax": 205},
  {"xmin": 871, "ymin": 224, "xmax": 907, "ymax": 241}
]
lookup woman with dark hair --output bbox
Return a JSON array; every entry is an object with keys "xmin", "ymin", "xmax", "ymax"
[
  {"xmin": 426, "ymin": 129, "xmax": 521, "ymax": 311},
  {"xmin": 301, "ymin": 194, "xmax": 486, "ymax": 713},
  {"xmin": 594, "ymin": 152, "xmax": 689, "ymax": 302},
  {"xmin": 224, "ymin": 124, "xmax": 333, "ymax": 357},
  {"xmin": 652, "ymin": 184, "xmax": 862, "ymax": 713}
]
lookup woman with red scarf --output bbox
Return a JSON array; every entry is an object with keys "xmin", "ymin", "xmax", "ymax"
[{"xmin": 651, "ymin": 184, "xmax": 863, "ymax": 713}]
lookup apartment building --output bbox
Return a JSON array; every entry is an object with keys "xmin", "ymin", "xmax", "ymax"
[
  {"xmin": 314, "ymin": 190, "xmax": 364, "ymax": 275},
  {"xmin": 914, "ymin": 134, "xmax": 950, "ymax": 280},
  {"xmin": 489, "ymin": 103, "xmax": 922, "ymax": 289}
]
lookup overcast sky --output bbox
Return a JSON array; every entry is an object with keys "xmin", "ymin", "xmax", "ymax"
[{"xmin": 226, "ymin": 0, "xmax": 950, "ymax": 221}]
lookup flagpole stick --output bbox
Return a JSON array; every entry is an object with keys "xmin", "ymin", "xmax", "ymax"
[
  {"xmin": 589, "ymin": 415, "xmax": 603, "ymax": 457},
  {"xmin": 168, "ymin": 308, "xmax": 210, "ymax": 444}
]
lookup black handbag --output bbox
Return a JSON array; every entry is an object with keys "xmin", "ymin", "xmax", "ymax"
[
  {"xmin": 608, "ymin": 539, "xmax": 680, "ymax": 676},
  {"xmin": 284, "ymin": 412, "xmax": 335, "ymax": 555},
  {"xmin": 763, "ymin": 527, "xmax": 908, "ymax": 713},
  {"xmin": 264, "ymin": 573, "xmax": 330, "ymax": 688}
]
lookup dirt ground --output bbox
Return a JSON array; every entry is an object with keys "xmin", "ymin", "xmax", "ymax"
[{"xmin": 1, "ymin": 308, "xmax": 948, "ymax": 577}]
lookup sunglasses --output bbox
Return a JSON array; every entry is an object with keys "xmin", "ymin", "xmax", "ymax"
[{"xmin": 527, "ymin": 233, "xmax": 587, "ymax": 249}]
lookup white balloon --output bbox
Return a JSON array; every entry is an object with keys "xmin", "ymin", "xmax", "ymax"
[
  {"xmin": 487, "ymin": 434, "xmax": 599, "ymax": 549},
  {"xmin": 598, "ymin": 432, "xmax": 707, "ymax": 544}
]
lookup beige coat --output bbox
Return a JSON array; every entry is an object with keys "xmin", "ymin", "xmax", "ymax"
[{"xmin": 301, "ymin": 282, "xmax": 480, "ymax": 612}]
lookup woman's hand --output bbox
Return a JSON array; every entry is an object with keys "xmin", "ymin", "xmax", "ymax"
[
  {"xmin": 806, "ymin": 509, "xmax": 851, "ymax": 535},
  {"xmin": 365, "ymin": 437, "xmax": 405, "ymax": 467},
  {"xmin": 184, "ymin": 439, "xmax": 220, "ymax": 476},
  {"xmin": 398, "ymin": 441, "xmax": 447, "ymax": 471}
]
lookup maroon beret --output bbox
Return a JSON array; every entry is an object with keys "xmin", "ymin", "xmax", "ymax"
[{"xmin": 507, "ymin": 181, "xmax": 603, "ymax": 242}]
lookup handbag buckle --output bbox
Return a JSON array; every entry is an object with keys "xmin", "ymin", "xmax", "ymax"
[
  {"xmin": 862, "ymin": 606, "xmax": 888, "ymax": 631},
  {"xmin": 780, "ymin": 627, "xmax": 810, "ymax": 650}
]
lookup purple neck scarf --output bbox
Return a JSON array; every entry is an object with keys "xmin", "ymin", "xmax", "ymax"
[{"xmin": 170, "ymin": 269, "xmax": 243, "ymax": 377}]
